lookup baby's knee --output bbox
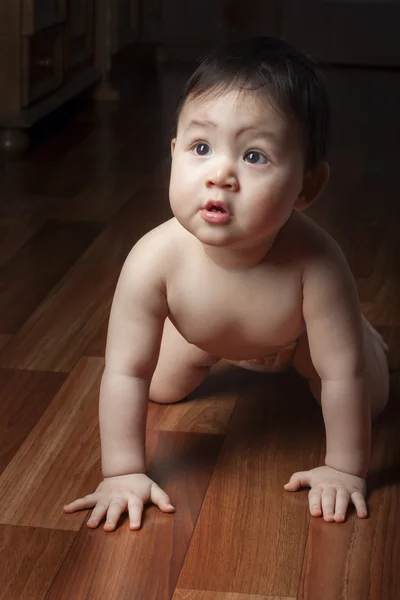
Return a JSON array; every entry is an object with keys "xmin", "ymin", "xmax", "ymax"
[
  {"xmin": 149, "ymin": 396, "xmax": 186, "ymax": 405},
  {"xmin": 364, "ymin": 327, "xmax": 390, "ymax": 419},
  {"xmin": 370, "ymin": 377, "xmax": 389, "ymax": 419},
  {"xmin": 149, "ymin": 384, "xmax": 186, "ymax": 405}
]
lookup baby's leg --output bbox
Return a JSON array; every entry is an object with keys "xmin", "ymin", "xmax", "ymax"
[
  {"xmin": 292, "ymin": 317, "xmax": 389, "ymax": 418},
  {"xmin": 360, "ymin": 315, "xmax": 389, "ymax": 418},
  {"xmin": 149, "ymin": 318, "xmax": 220, "ymax": 404}
]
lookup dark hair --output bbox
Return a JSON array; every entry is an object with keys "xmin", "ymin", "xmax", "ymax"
[{"xmin": 173, "ymin": 37, "xmax": 330, "ymax": 170}]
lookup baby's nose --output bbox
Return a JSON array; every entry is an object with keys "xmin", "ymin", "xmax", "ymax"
[{"xmin": 206, "ymin": 165, "xmax": 239, "ymax": 191}]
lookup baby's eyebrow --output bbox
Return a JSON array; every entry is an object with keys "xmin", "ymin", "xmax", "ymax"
[
  {"xmin": 185, "ymin": 119, "xmax": 279, "ymax": 143},
  {"xmin": 186, "ymin": 119, "xmax": 217, "ymax": 130}
]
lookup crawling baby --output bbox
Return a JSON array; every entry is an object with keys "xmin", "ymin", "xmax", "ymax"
[{"xmin": 64, "ymin": 36, "xmax": 389, "ymax": 530}]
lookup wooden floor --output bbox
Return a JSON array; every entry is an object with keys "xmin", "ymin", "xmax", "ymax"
[{"xmin": 0, "ymin": 58, "xmax": 399, "ymax": 600}]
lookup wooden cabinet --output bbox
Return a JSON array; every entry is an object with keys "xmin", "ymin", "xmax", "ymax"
[
  {"xmin": 64, "ymin": 0, "xmax": 95, "ymax": 78},
  {"xmin": 22, "ymin": 0, "xmax": 64, "ymax": 35},
  {"xmin": 22, "ymin": 25, "xmax": 64, "ymax": 106},
  {"xmin": 0, "ymin": 0, "xmax": 102, "ymax": 155}
]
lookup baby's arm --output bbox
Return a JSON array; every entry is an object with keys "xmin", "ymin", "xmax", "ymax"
[
  {"xmin": 301, "ymin": 244, "xmax": 370, "ymax": 478},
  {"xmin": 285, "ymin": 238, "xmax": 370, "ymax": 521},
  {"xmin": 64, "ymin": 235, "xmax": 174, "ymax": 530}
]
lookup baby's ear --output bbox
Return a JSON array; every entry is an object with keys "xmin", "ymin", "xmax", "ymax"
[
  {"xmin": 294, "ymin": 161, "xmax": 330, "ymax": 211},
  {"xmin": 171, "ymin": 138, "xmax": 176, "ymax": 157}
]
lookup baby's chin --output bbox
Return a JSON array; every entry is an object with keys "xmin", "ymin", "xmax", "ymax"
[
  {"xmin": 175, "ymin": 217, "xmax": 239, "ymax": 246},
  {"xmin": 172, "ymin": 210, "xmax": 269, "ymax": 250},
  {"xmin": 193, "ymin": 224, "xmax": 282, "ymax": 257}
]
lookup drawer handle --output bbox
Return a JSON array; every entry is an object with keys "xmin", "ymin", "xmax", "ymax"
[{"xmin": 36, "ymin": 56, "xmax": 54, "ymax": 68}]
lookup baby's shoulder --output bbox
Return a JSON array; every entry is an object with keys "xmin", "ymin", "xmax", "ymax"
[
  {"xmin": 288, "ymin": 214, "xmax": 354, "ymax": 292},
  {"xmin": 124, "ymin": 217, "xmax": 185, "ymax": 275},
  {"xmin": 285, "ymin": 212, "xmax": 347, "ymax": 265}
]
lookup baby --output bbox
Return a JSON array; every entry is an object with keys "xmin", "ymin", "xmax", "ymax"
[{"xmin": 64, "ymin": 37, "xmax": 389, "ymax": 530}]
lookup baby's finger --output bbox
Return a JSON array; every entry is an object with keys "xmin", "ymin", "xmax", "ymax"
[
  {"xmin": 150, "ymin": 482, "xmax": 175, "ymax": 512},
  {"xmin": 321, "ymin": 488, "xmax": 336, "ymax": 522},
  {"xmin": 308, "ymin": 488, "xmax": 322, "ymax": 517},
  {"xmin": 351, "ymin": 491, "xmax": 368, "ymax": 519},
  {"xmin": 334, "ymin": 489, "xmax": 350, "ymax": 522},
  {"xmin": 63, "ymin": 495, "xmax": 96, "ymax": 513},
  {"xmin": 104, "ymin": 499, "xmax": 127, "ymax": 531},
  {"xmin": 87, "ymin": 502, "xmax": 108, "ymax": 528},
  {"xmin": 128, "ymin": 497, "xmax": 144, "ymax": 530},
  {"xmin": 284, "ymin": 471, "xmax": 311, "ymax": 492}
]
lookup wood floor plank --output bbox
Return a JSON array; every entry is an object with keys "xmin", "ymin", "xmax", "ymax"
[
  {"xmin": 0, "ymin": 257, "xmax": 115, "ymax": 372},
  {"xmin": 0, "ymin": 334, "xmax": 11, "ymax": 351},
  {"xmin": 30, "ymin": 102, "xmax": 166, "ymax": 219},
  {"xmin": 178, "ymin": 371, "xmax": 324, "ymax": 597},
  {"xmin": 0, "ymin": 220, "xmax": 104, "ymax": 334},
  {"xmin": 0, "ymin": 214, "xmax": 48, "ymax": 269},
  {"xmin": 0, "ymin": 357, "xmax": 104, "ymax": 529},
  {"xmin": 0, "ymin": 369, "xmax": 67, "ymax": 474},
  {"xmin": 298, "ymin": 374, "xmax": 400, "ymax": 600},
  {"xmin": 41, "ymin": 129, "xmax": 168, "ymax": 223},
  {"xmin": 82, "ymin": 317, "xmax": 108, "ymax": 357},
  {"xmin": 146, "ymin": 362, "xmax": 271, "ymax": 435},
  {"xmin": 0, "ymin": 181, "xmax": 172, "ymax": 373},
  {"xmin": 46, "ymin": 430, "xmax": 224, "ymax": 600},
  {"xmin": 173, "ymin": 591, "xmax": 294, "ymax": 600},
  {"xmin": 0, "ymin": 524, "xmax": 75, "ymax": 600},
  {"xmin": 147, "ymin": 394, "xmax": 237, "ymax": 435},
  {"xmin": 0, "ymin": 224, "xmax": 7, "ymax": 242}
]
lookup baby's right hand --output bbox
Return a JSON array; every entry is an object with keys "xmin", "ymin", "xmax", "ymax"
[{"xmin": 63, "ymin": 473, "xmax": 175, "ymax": 531}]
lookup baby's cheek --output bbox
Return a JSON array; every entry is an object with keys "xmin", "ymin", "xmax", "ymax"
[
  {"xmin": 171, "ymin": 160, "xmax": 192, "ymax": 191},
  {"xmin": 252, "ymin": 193, "xmax": 281, "ymax": 222},
  {"xmin": 169, "ymin": 177, "xmax": 192, "ymax": 217}
]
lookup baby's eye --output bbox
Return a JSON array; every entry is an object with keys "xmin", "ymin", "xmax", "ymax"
[
  {"xmin": 192, "ymin": 142, "xmax": 211, "ymax": 156},
  {"xmin": 244, "ymin": 150, "xmax": 268, "ymax": 165}
]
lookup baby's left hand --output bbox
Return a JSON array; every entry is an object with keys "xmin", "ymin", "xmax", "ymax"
[{"xmin": 284, "ymin": 465, "xmax": 367, "ymax": 522}]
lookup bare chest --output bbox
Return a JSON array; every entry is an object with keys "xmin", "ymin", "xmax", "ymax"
[{"xmin": 167, "ymin": 262, "xmax": 304, "ymax": 359}]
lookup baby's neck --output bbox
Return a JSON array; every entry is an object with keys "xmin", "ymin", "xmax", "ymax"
[{"xmin": 201, "ymin": 234, "xmax": 280, "ymax": 271}]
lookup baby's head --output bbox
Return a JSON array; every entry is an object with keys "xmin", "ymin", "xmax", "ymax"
[
  {"xmin": 174, "ymin": 36, "xmax": 330, "ymax": 173},
  {"xmin": 169, "ymin": 37, "xmax": 331, "ymax": 253}
]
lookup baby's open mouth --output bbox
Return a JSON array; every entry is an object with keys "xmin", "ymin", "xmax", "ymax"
[
  {"xmin": 204, "ymin": 201, "xmax": 228, "ymax": 214},
  {"xmin": 201, "ymin": 201, "xmax": 231, "ymax": 224}
]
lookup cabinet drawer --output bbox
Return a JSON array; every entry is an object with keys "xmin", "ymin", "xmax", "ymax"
[
  {"xmin": 22, "ymin": 0, "xmax": 64, "ymax": 35},
  {"xmin": 22, "ymin": 26, "xmax": 63, "ymax": 106},
  {"xmin": 64, "ymin": 0, "xmax": 95, "ymax": 78}
]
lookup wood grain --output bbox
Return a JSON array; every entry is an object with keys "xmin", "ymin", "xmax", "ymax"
[
  {"xmin": 178, "ymin": 372, "xmax": 324, "ymax": 597},
  {"xmin": 0, "ymin": 212, "xmax": 48, "ymax": 269},
  {"xmin": 298, "ymin": 373, "xmax": 400, "ymax": 600},
  {"xmin": 41, "ymin": 120, "xmax": 167, "ymax": 222},
  {"xmin": 0, "ymin": 183, "xmax": 171, "ymax": 373},
  {"xmin": 147, "ymin": 394, "xmax": 237, "ymax": 435},
  {"xmin": 0, "ymin": 334, "xmax": 11, "ymax": 350},
  {"xmin": 0, "ymin": 219, "xmax": 104, "ymax": 333},
  {"xmin": 0, "ymin": 368, "xmax": 66, "ymax": 474},
  {"xmin": 0, "ymin": 357, "xmax": 104, "ymax": 529},
  {"xmin": 46, "ymin": 430, "xmax": 224, "ymax": 600},
  {"xmin": 0, "ymin": 525, "xmax": 75, "ymax": 600},
  {"xmin": 82, "ymin": 316, "xmax": 108, "ymax": 357},
  {"xmin": 173, "ymin": 591, "xmax": 293, "ymax": 600}
]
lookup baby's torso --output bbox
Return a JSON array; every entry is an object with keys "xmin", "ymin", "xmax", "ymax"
[{"xmin": 164, "ymin": 217, "xmax": 308, "ymax": 361}]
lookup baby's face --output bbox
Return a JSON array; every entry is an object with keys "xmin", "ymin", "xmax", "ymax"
[{"xmin": 169, "ymin": 88, "xmax": 306, "ymax": 250}]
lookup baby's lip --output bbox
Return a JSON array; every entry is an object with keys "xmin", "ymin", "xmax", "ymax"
[{"xmin": 203, "ymin": 200, "xmax": 230, "ymax": 214}]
